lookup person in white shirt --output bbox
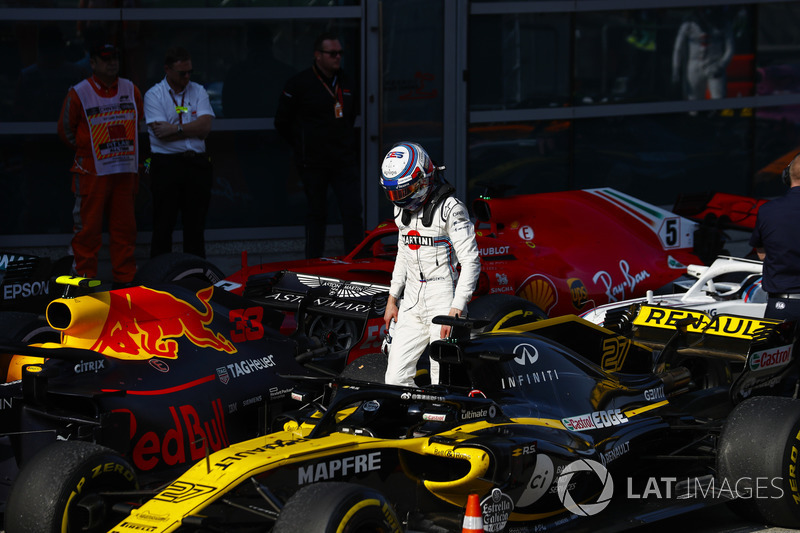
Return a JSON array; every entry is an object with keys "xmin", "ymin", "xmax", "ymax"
[{"xmin": 144, "ymin": 46, "xmax": 215, "ymax": 258}]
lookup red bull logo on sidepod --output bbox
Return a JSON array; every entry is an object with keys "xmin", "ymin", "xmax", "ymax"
[{"xmin": 90, "ymin": 286, "xmax": 237, "ymax": 359}]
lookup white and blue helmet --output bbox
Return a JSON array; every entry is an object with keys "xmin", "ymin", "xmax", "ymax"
[{"xmin": 380, "ymin": 142, "xmax": 435, "ymax": 212}]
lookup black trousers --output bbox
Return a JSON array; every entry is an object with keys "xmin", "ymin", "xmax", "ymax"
[
  {"xmin": 301, "ymin": 164, "xmax": 364, "ymax": 259},
  {"xmin": 149, "ymin": 152, "xmax": 212, "ymax": 258}
]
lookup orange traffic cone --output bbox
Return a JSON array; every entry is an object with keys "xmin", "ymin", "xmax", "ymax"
[{"xmin": 462, "ymin": 493, "xmax": 483, "ymax": 533}]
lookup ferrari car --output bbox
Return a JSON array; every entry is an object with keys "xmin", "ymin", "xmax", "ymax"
[
  {"xmin": 224, "ymin": 187, "xmax": 735, "ymax": 319},
  {"xmin": 11, "ymin": 297, "xmax": 799, "ymax": 532},
  {"xmin": 580, "ymin": 255, "xmax": 767, "ymax": 327}
]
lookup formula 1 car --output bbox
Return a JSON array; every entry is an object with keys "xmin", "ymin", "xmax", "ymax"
[
  {"xmin": 224, "ymin": 188, "xmax": 734, "ymax": 318},
  {"xmin": 12, "ymin": 297, "xmax": 799, "ymax": 532},
  {"xmin": 580, "ymin": 255, "xmax": 767, "ymax": 327},
  {"xmin": 0, "ymin": 252, "xmax": 72, "ymax": 315},
  {"xmin": 0, "ymin": 269, "xmax": 405, "ymax": 520}
]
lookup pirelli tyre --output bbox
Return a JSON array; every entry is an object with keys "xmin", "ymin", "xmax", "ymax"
[
  {"xmin": 0, "ymin": 310, "xmax": 58, "ymax": 344},
  {"xmin": 272, "ymin": 482, "xmax": 402, "ymax": 533},
  {"xmin": 0, "ymin": 311, "xmax": 58, "ymax": 382},
  {"xmin": 467, "ymin": 293, "xmax": 548, "ymax": 332},
  {"xmin": 717, "ymin": 395, "xmax": 800, "ymax": 528},
  {"xmin": 4, "ymin": 441, "xmax": 138, "ymax": 533},
  {"xmin": 133, "ymin": 252, "xmax": 225, "ymax": 286}
]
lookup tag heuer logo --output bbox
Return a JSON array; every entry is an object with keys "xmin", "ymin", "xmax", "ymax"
[{"xmin": 216, "ymin": 366, "xmax": 230, "ymax": 385}]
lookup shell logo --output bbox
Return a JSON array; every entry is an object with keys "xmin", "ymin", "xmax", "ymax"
[{"xmin": 516, "ymin": 275, "xmax": 558, "ymax": 313}]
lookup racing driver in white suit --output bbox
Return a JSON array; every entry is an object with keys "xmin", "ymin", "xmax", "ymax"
[{"xmin": 380, "ymin": 142, "xmax": 481, "ymax": 387}]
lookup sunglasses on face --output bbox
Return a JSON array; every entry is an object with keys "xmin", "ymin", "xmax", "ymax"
[
  {"xmin": 318, "ymin": 49, "xmax": 344, "ymax": 57},
  {"xmin": 171, "ymin": 68, "xmax": 193, "ymax": 77}
]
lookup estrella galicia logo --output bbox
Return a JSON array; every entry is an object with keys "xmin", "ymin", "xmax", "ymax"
[
  {"xmin": 556, "ymin": 458, "xmax": 613, "ymax": 516},
  {"xmin": 216, "ymin": 366, "xmax": 230, "ymax": 385}
]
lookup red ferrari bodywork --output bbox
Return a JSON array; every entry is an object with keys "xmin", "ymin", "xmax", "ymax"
[{"xmin": 225, "ymin": 188, "xmax": 717, "ymax": 318}]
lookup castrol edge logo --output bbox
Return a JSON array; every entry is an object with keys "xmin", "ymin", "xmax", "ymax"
[
  {"xmin": 749, "ymin": 344, "xmax": 793, "ymax": 372},
  {"xmin": 562, "ymin": 408, "xmax": 628, "ymax": 432},
  {"xmin": 633, "ymin": 305, "xmax": 779, "ymax": 339}
]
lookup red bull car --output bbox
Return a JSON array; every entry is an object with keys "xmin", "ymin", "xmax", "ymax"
[
  {"xmin": 8, "ymin": 298, "xmax": 800, "ymax": 532},
  {"xmin": 0, "ymin": 270, "xmax": 405, "ymax": 519},
  {"xmin": 224, "ymin": 188, "xmax": 743, "ymax": 319}
]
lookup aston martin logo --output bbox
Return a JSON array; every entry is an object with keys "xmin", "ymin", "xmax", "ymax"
[{"xmin": 295, "ymin": 273, "xmax": 389, "ymax": 299}]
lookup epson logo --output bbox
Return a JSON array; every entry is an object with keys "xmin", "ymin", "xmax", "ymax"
[{"xmin": 3, "ymin": 281, "xmax": 50, "ymax": 300}]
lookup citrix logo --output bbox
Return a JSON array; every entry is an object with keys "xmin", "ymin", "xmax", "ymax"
[{"xmin": 556, "ymin": 458, "xmax": 614, "ymax": 516}]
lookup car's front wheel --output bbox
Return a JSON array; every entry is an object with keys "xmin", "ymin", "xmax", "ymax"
[
  {"xmin": 717, "ymin": 395, "xmax": 800, "ymax": 528},
  {"xmin": 272, "ymin": 482, "xmax": 402, "ymax": 533},
  {"xmin": 4, "ymin": 441, "xmax": 138, "ymax": 533},
  {"xmin": 133, "ymin": 252, "xmax": 225, "ymax": 286}
]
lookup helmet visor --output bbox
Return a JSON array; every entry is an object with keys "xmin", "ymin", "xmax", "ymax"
[{"xmin": 384, "ymin": 179, "xmax": 424, "ymax": 203}]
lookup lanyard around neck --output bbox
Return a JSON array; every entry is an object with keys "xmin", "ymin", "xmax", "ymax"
[{"xmin": 169, "ymin": 89, "xmax": 187, "ymax": 124}]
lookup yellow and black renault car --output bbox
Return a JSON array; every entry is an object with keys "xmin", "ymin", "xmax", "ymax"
[{"xmin": 7, "ymin": 301, "xmax": 800, "ymax": 533}]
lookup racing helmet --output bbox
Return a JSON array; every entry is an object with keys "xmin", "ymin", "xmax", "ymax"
[{"xmin": 380, "ymin": 142, "xmax": 435, "ymax": 212}]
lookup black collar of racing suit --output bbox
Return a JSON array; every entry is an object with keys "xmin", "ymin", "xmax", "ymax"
[{"xmin": 401, "ymin": 181, "xmax": 455, "ymax": 227}]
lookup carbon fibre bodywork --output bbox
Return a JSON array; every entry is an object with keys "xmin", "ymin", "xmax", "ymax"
[
  {"xmin": 0, "ymin": 272, "xmax": 392, "ymax": 511},
  {"xmin": 106, "ymin": 305, "xmax": 800, "ymax": 533}
]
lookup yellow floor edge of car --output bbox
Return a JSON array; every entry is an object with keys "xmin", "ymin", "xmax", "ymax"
[{"xmin": 107, "ymin": 415, "xmax": 569, "ymax": 533}]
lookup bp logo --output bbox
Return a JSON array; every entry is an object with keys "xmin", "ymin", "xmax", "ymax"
[{"xmin": 556, "ymin": 458, "xmax": 613, "ymax": 516}]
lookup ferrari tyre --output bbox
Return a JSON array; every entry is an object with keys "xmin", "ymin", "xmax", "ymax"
[
  {"xmin": 468, "ymin": 293, "xmax": 547, "ymax": 332},
  {"xmin": 272, "ymin": 482, "xmax": 402, "ymax": 533},
  {"xmin": 4, "ymin": 441, "xmax": 138, "ymax": 533},
  {"xmin": 717, "ymin": 395, "xmax": 800, "ymax": 528},
  {"xmin": 133, "ymin": 252, "xmax": 225, "ymax": 286}
]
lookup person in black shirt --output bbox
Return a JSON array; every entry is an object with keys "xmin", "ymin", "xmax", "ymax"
[
  {"xmin": 750, "ymin": 153, "xmax": 800, "ymax": 321},
  {"xmin": 274, "ymin": 32, "xmax": 364, "ymax": 259}
]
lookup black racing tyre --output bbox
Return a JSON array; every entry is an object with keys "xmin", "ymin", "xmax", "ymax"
[
  {"xmin": 467, "ymin": 293, "xmax": 547, "ymax": 332},
  {"xmin": 339, "ymin": 352, "xmax": 388, "ymax": 383},
  {"xmin": 0, "ymin": 311, "xmax": 58, "ymax": 344},
  {"xmin": 4, "ymin": 441, "xmax": 138, "ymax": 533},
  {"xmin": 133, "ymin": 252, "xmax": 225, "ymax": 286},
  {"xmin": 0, "ymin": 311, "xmax": 58, "ymax": 382},
  {"xmin": 717, "ymin": 396, "xmax": 800, "ymax": 528},
  {"xmin": 272, "ymin": 482, "xmax": 402, "ymax": 533}
]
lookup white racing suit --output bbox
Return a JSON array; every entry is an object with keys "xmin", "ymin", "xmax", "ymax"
[{"xmin": 385, "ymin": 186, "xmax": 481, "ymax": 386}]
